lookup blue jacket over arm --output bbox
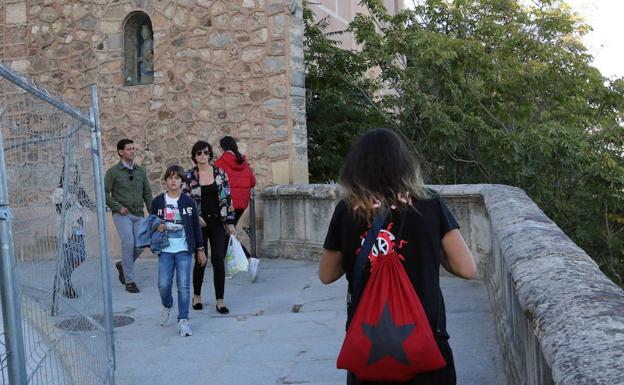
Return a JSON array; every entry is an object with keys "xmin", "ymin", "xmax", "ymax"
[{"xmin": 150, "ymin": 193, "xmax": 204, "ymax": 253}]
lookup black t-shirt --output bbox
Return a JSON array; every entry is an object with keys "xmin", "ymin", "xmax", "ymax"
[{"xmin": 323, "ymin": 194, "xmax": 459, "ymax": 337}]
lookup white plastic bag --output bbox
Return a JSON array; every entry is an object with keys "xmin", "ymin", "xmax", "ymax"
[{"xmin": 225, "ymin": 235, "xmax": 249, "ymax": 275}]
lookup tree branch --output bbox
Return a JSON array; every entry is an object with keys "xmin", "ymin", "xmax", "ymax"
[{"xmin": 478, "ymin": 99, "xmax": 512, "ymax": 132}]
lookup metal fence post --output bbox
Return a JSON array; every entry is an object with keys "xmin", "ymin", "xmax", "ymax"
[
  {"xmin": 90, "ymin": 85, "xmax": 116, "ymax": 385},
  {"xmin": 249, "ymin": 187, "xmax": 257, "ymax": 258},
  {"xmin": 0, "ymin": 127, "xmax": 28, "ymax": 385}
]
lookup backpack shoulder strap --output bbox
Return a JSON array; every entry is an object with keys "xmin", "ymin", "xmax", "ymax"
[{"xmin": 350, "ymin": 211, "xmax": 386, "ymax": 310}]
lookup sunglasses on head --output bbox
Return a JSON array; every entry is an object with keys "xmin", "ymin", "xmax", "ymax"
[{"xmin": 195, "ymin": 150, "xmax": 210, "ymax": 156}]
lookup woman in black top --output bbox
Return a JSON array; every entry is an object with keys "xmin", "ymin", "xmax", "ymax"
[
  {"xmin": 183, "ymin": 141, "xmax": 236, "ymax": 314},
  {"xmin": 320, "ymin": 128, "xmax": 476, "ymax": 385}
]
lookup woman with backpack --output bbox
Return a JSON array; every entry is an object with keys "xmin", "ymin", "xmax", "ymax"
[
  {"xmin": 214, "ymin": 136, "xmax": 260, "ymax": 282},
  {"xmin": 319, "ymin": 128, "xmax": 476, "ymax": 385}
]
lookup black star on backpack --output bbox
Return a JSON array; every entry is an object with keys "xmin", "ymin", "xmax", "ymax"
[{"xmin": 337, "ymin": 212, "xmax": 446, "ymax": 382}]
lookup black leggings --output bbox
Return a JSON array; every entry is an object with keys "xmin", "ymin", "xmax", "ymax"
[
  {"xmin": 193, "ymin": 220, "xmax": 226, "ymax": 299},
  {"xmin": 229, "ymin": 209, "xmax": 252, "ymax": 259},
  {"xmin": 233, "ymin": 208, "xmax": 245, "ymax": 226},
  {"xmin": 60, "ymin": 232, "xmax": 86, "ymax": 284}
]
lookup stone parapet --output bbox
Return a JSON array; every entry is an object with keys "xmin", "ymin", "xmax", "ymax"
[
  {"xmin": 261, "ymin": 183, "xmax": 624, "ymax": 385},
  {"xmin": 433, "ymin": 184, "xmax": 624, "ymax": 385},
  {"xmin": 260, "ymin": 183, "xmax": 340, "ymax": 259}
]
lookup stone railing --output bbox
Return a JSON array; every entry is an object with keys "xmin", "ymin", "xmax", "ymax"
[
  {"xmin": 261, "ymin": 184, "xmax": 341, "ymax": 260},
  {"xmin": 260, "ymin": 184, "xmax": 624, "ymax": 385}
]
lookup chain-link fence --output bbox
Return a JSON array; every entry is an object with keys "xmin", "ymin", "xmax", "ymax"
[
  {"xmin": 0, "ymin": 64, "xmax": 114, "ymax": 385},
  {"xmin": 1, "ymin": 331, "xmax": 7, "ymax": 384}
]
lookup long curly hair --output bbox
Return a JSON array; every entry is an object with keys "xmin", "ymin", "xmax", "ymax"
[{"xmin": 340, "ymin": 128, "xmax": 429, "ymax": 220}]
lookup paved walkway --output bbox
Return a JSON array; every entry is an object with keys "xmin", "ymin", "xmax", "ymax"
[{"xmin": 112, "ymin": 259, "xmax": 506, "ymax": 385}]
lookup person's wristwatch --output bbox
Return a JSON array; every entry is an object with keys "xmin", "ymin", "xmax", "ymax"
[{"xmin": 196, "ymin": 247, "xmax": 205, "ymax": 252}]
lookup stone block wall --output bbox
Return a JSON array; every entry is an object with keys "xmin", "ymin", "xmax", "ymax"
[
  {"xmin": 261, "ymin": 183, "xmax": 339, "ymax": 260},
  {"xmin": 1, "ymin": 0, "xmax": 308, "ymax": 193},
  {"xmin": 433, "ymin": 184, "xmax": 624, "ymax": 385},
  {"xmin": 259, "ymin": 184, "xmax": 489, "ymax": 272},
  {"xmin": 286, "ymin": 1, "xmax": 308, "ymax": 184},
  {"xmin": 261, "ymin": 183, "xmax": 624, "ymax": 385}
]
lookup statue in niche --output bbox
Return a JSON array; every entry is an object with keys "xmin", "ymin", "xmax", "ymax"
[
  {"xmin": 288, "ymin": 0, "xmax": 299, "ymax": 15},
  {"xmin": 137, "ymin": 25, "xmax": 154, "ymax": 84}
]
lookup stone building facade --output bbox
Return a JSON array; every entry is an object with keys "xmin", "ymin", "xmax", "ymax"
[
  {"xmin": 308, "ymin": 0, "xmax": 403, "ymax": 50},
  {"xmin": 1, "ymin": 0, "xmax": 309, "ymax": 192}
]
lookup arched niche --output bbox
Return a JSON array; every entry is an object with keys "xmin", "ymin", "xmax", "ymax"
[{"xmin": 123, "ymin": 12, "xmax": 154, "ymax": 86}]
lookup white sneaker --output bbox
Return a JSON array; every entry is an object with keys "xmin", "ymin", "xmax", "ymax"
[
  {"xmin": 160, "ymin": 306, "xmax": 172, "ymax": 327},
  {"xmin": 249, "ymin": 258, "xmax": 260, "ymax": 283},
  {"xmin": 177, "ymin": 319, "xmax": 192, "ymax": 337}
]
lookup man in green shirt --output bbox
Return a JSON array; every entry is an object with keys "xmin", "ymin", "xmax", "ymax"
[{"xmin": 104, "ymin": 139, "xmax": 153, "ymax": 293}]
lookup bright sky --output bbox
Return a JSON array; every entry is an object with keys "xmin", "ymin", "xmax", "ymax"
[
  {"xmin": 405, "ymin": 0, "xmax": 624, "ymax": 79},
  {"xmin": 565, "ymin": 0, "xmax": 624, "ymax": 79}
]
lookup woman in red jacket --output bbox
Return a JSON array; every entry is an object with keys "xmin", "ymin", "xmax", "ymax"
[{"xmin": 214, "ymin": 136, "xmax": 260, "ymax": 282}]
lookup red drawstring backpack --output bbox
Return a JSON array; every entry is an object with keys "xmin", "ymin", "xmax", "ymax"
[{"xmin": 337, "ymin": 213, "xmax": 446, "ymax": 382}]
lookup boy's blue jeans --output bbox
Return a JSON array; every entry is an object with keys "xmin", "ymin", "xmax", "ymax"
[{"xmin": 158, "ymin": 251, "xmax": 192, "ymax": 320}]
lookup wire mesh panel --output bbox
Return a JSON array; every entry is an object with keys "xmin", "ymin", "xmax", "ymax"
[
  {"xmin": 1, "ymin": 331, "xmax": 7, "ymax": 385},
  {"xmin": 0, "ymin": 69, "xmax": 112, "ymax": 385}
]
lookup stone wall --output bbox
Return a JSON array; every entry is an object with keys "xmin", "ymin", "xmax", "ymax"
[
  {"xmin": 260, "ymin": 184, "xmax": 490, "ymax": 271},
  {"xmin": 1, "ymin": 0, "xmax": 308, "ymax": 190},
  {"xmin": 261, "ymin": 183, "xmax": 339, "ymax": 259},
  {"xmin": 261, "ymin": 183, "xmax": 624, "ymax": 385},
  {"xmin": 286, "ymin": 1, "xmax": 308, "ymax": 183}
]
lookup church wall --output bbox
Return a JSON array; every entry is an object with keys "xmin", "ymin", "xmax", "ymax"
[{"xmin": 1, "ymin": 0, "xmax": 308, "ymax": 192}]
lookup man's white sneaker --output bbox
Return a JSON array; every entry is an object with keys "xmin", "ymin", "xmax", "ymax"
[
  {"xmin": 160, "ymin": 306, "xmax": 172, "ymax": 327},
  {"xmin": 249, "ymin": 258, "xmax": 260, "ymax": 283},
  {"xmin": 177, "ymin": 319, "xmax": 192, "ymax": 337}
]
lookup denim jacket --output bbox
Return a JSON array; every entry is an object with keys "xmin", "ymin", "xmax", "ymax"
[
  {"xmin": 136, "ymin": 214, "xmax": 169, "ymax": 254},
  {"xmin": 150, "ymin": 193, "xmax": 204, "ymax": 253}
]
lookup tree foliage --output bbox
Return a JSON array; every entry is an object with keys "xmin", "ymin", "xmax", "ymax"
[
  {"xmin": 304, "ymin": 0, "xmax": 624, "ymax": 284},
  {"xmin": 304, "ymin": 6, "xmax": 386, "ymax": 182}
]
